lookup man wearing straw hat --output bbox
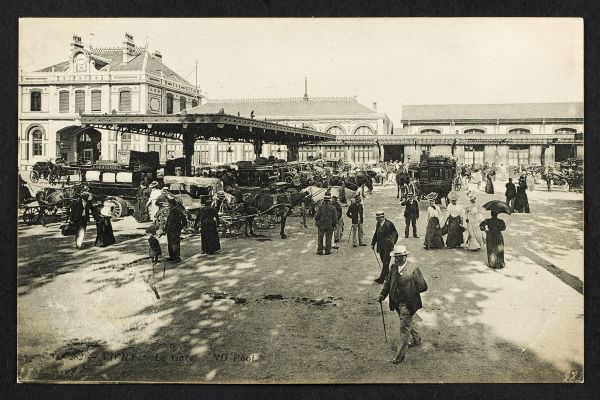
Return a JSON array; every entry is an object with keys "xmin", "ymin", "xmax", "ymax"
[
  {"xmin": 346, "ymin": 193, "xmax": 366, "ymax": 247},
  {"xmin": 372, "ymin": 211, "xmax": 399, "ymax": 284},
  {"xmin": 378, "ymin": 244, "xmax": 428, "ymax": 364},
  {"xmin": 314, "ymin": 193, "xmax": 337, "ymax": 255}
]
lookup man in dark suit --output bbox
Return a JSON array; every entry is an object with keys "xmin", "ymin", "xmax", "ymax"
[
  {"xmin": 315, "ymin": 194, "xmax": 337, "ymax": 255},
  {"xmin": 164, "ymin": 196, "xmax": 187, "ymax": 263},
  {"xmin": 400, "ymin": 193, "xmax": 419, "ymax": 238},
  {"xmin": 378, "ymin": 245, "xmax": 428, "ymax": 364},
  {"xmin": 371, "ymin": 211, "xmax": 399, "ymax": 284},
  {"xmin": 505, "ymin": 177, "xmax": 517, "ymax": 211}
]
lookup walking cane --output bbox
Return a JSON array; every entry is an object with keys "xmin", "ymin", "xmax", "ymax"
[
  {"xmin": 379, "ymin": 301, "xmax": 388, "ymax": 342},
  {"xmin": 372, "ymin": 248, "xmax": 382, "ymax": 270}
]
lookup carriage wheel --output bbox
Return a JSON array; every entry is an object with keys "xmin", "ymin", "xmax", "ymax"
[
  {"xmin": 23, "ymin": 207, "xmax": 41, "ymax": 225},
  {"xmin": 105, "ymin": 197, "xmax": 129, "ymax": 218},
  {"xmin": 30, "ymin": 170, "xmax": 40, "ymax": 183},
  {"xmin": 254, "ymin": 214, "xmax": 271, "ymax": 229},
  {"xmin": 46, "ymin": 205, "xmax": 59, "ymax": 216}
]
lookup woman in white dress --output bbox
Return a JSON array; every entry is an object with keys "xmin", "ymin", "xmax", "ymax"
[
  {"xmin": 146, "ymin": 181, "xmax": 162, "ymax": 222},
  {"xmin": 464, "ymin": 194, "xmax": 485, "ymax": 251}
]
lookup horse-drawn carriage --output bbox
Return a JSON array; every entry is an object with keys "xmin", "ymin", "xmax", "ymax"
[
  {"xmin": 415, "ymin": 156, "xmax": 456, "ymax": 204},
  {"xmin": 21, "ymin": 183, "xmax": 88, "ymax": 225},
  {"xmin": 29, "ymin": 160, "xmax": 72, "ymax": 184}
]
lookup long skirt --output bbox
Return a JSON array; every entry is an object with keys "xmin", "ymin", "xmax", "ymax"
[
  {"xmin": 485, "ymin": 179, "xmax": 494, "ymax": 194},
  {"xmin": 201, "ymin": 222, "xmax": 221, "ymax": 254},
  {"xmin": 424, "ymin": 217, "xmax": 444, "ymax": 249},
  {"xmin": 466, "ymin": 220, "xmax": 485, "ymax": 250},
  {"xmin": 445, "ymin": 215, "xmax": 464, "ymax": 248},
  {"xmin": 136, "ymin": 199, "xmax": 151, "ymax": 223},
  {"xmin": 513, "ymin": 193, "xmax": 530, "ymax": 213},
  {"xmin": 485, "ymin": 231, "xmax": 505, "ymax": 269},
  {"xmin": 94, "ymin": 217, "xmax": 116, "ymax": 247}
]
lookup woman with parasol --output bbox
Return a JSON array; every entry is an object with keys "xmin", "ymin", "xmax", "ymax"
[
  {"xmin": 423, "ymin": 192, "xmax": 444, "ymax": 250},
  {"xmin": 480, "ymin": 200, "xmax": 510, "ymax": 269}
]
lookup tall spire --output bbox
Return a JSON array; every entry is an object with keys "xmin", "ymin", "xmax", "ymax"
[{"xmin": 303, "ymin": 77, "xmax": 308, "ymax": 101}]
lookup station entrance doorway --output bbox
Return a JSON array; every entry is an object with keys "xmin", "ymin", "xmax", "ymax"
[{"xmin": 383, "ymin": 145, "xmax": 404, "ymax": 162}]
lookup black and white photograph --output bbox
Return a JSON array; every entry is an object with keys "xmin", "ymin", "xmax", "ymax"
[{"xmin": 16, "ymin": 17, "xmax": 584, "ymax": 383}]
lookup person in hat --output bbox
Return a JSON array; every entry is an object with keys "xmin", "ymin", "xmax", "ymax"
[
  {"xmin": 513, "ymin": 179, "xmax": 531, "ymax": 214},
  {"xmin": 146, "ymin": 224, "xmax": 162, "ymax": 265},
  {"xmin": 346, "ymin": 193, "xmax": 366, "ymax": 247},
  {"xmin": 314, "ymin": 193, "xmax": 337, "ymax": 255},
  {"xmin": 146, "ymin": 181, "xmax": 162, "ymax": 222},
  {"xmin": 378, "ymin": 244, "xmax": 428, "ymax": 364},
  {"xmin": 198, "ymin": 198, "xmax": 221, "ymax": 255},
  {"xmin": 480, "ymin": 211, "xmax": 506, "ymax": 269},
  {"xmin": 164, "ymin": 196, "xmax": 187, "ymax": 262},
  {"xmin": 371, "ymin": 211, "xmax": 399, "ymax": 284},
  {"xmin": 400, "ymin": 192, "xmax": 419, "ymax": 238},
  {"xmin": 443, "ymin": 192, "xmax": 464, "ymax": 249},
  {"xmin": 464, "ymin": 194, "xmax": 485, "ymax": 251},
  {"xmin": 505, "ymin": 178, "xmax": 517, "ymax": 212},
  {"xmin": 94, "ymin": 201, "xmax": 116, "ymax": 247},
  {"xmin": 332, "ymin": 195, "xmax": 344, "ymax": 244},
  {"xmin": 69, "ymin": 192, "xmax": 93, "ymax": 249},
  {"xmin": 423, "ymin": 193, "xmax": 444, "ymax": 250},
  {"xmin": 485, "ymin": 172, "xmax": 495, "ymax": 194}
]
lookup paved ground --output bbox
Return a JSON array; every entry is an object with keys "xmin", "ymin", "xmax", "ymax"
[{"xmin": 17, "ymin": 180, "xmax": 583, "ymax": 383}]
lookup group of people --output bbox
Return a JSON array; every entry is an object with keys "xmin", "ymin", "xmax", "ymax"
[
  {"xmin": 66, "ymin": 192, "xmax": 116, "ymax": 250},
  {"xmin": 505, "ymin": 175, "xmax": 531, "ymax": 213},
  {"xmin": 413, "ymin": 191, "xmax": 506, "ymax": 269}
]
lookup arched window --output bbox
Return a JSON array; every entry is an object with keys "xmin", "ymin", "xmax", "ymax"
[
  {"xmin": 508, "ymin": 128, "xmax": 530, "ymax": 135},
  {"xmin": 31, "ymin": 129, "xmax": 43, "ymax": 156},
  {"xmin": 180, "ymin": 96, "xmax": 186, "ymax": 111},
  {"xmin": 420, "ymin": 128, "xmax": 441, "ymax": 135},
  {"xmin": 192, "ymin": 99, "xmax": 198, "ymax": 108},
  {"xmin": 354, "ymin": 126, "xmax": 374, "ymax": 135},
  {"xmin": 121, "ymin": 132, "xmax": 132, "ymax": 151},
  {"xmin": 464, "ymin": 128, "xmax": 485, "ymax": 135},
  {"xmin": 326, "ymin": 126, "xmax": 345, "ymax": 135},
  {"xmin": 555, "ymin": 127, "xmax": 577, "ymax": 135},
  {"xmin": 30, "ymin": 90, "xmax": 42, "ymax": 111},
  {"xmin": 119, "ymin": 89, "xmax": 131, "ymax": 111},
  {"xmin": 166, "ymin": 94, "xmax": 174, "ymax": 114}
]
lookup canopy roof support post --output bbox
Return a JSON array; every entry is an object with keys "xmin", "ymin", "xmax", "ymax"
[
  {"xmin": 253, "ymin": 139, "xmax": 263, "ymax": 160},
  {"xmin": 182, "ymin": 130, "xmax": 196, "ymax": 177},
  {"xmin": 287, "ymin": 142, "xmax": 299, "ymax": 162}
]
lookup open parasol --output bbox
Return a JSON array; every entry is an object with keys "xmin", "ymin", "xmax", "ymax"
[{"xmin": 482, "ymin": 200, "xmax": 512, "ymax": 215}]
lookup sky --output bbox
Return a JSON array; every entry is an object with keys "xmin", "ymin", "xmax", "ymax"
[{"xmin": 19, "ymin": 18, "xmax": 583, "ymax": 125}]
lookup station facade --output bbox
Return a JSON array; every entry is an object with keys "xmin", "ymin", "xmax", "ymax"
[{"xmin": 18, "ymin": 33, "xmax": 201, "ymax": 170}]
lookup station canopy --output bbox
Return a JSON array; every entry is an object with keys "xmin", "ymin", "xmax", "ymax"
[{"xmin": 78, "ymin": 112, "xmax": 334, "ymax": 145}]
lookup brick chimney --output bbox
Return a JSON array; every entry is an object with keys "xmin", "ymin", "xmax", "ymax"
[
  {"xmin": 122, "ymin": 33, "xmax": 135, "ymax": 62},
  {"xmin": 373, "ymin": 102, "xmax": 377, "ymax": 112},
  {"xmin": 153, "ymin": 50, "xmax": 162, "ymax": 62}
]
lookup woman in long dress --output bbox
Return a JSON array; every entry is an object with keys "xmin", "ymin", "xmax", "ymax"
[
  {"xmin": 480, "ymin": 211, "xmax": 506, "ymax": 269},
  {"xmin": 199, "ymin": 201, "xmax": 221, "ymax": 254},
  {"xmin": 485, "ymin": 174, "xmax": 494, "ymax": 194},
  {"xmin": 513, "ymin": 182, "xmax": 530, "ymax": 213},
  {"xmin": 444, "ymin": 192, "xmax": 464, "ymax": 248},
  {"xmin": 464, "ymin": 195, "xmax": 485, "ymax": 251},
  {"xmin": 146, "ymin": 181, "xmax": 162, "ymax": 222},
  {"xmin": 424, "ymin": 197, "xmax": 444, "ymax": 249},
  {"xmin": 94, "ymin": 201, "xmax": 116, "ymax": 247}
]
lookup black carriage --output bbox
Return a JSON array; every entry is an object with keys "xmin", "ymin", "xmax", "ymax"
[
  {"xmin": 29, "ymin": 160, "xmax": 71, "ymax": 184},
  {"xmin": 416, "ymin": 156, "xmax": 457, "ymax": 203},
  {"xmin": 21, "ymin": 183, "xmax": 88, "ymax": 225}
]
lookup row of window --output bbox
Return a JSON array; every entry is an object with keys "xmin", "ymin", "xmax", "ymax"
[
  {"xmin": 323, "ymin": 125, "xmax": 374, "ymax": 135},
  {"xmin": 298, "ymin": 145, "xmax": 375, "ymax": 163},
  {"xmin": 28, "ymin": 89, "xmax": 198, "ymax": 113},
  {"xmin": 419, "ymin": 127, "xmax": 578, "ymax": 135}
]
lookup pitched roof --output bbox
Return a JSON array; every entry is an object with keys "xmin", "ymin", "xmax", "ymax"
[
  {"xmin": 401, "ymin": 102, "xmax": 583, "ymax": 120},
  {"xmin": 188, "ymin": 97, "xmax": 378, "ymax": 117},
  {"xmin": 36, "ymin": 47, "xmax": 191, "ymax": 85}
]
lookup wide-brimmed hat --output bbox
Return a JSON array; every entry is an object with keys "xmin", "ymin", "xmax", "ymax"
[
  {"xmin": 149, "ymin": 181, "xmax": 159, "ymax": 188},
  {"xmin": 407, "ymin": 192, "xmax": 414, "ymax": 197},
  {"xmin": 390, "ymin": 244, "xmax": 409, "ymax": 257},
  {"xmin": 323, "ymin": 194, "xmax": 331, "ymax": 200},
  {"xmin": 426, "ymin": 192, "xmax": 438, "ymax": 201},
  {"xmin": 375, "ymin": 210, "xmax": 385, "ymax": 218},
  {"xmin": 448, "ymin": 192, "xmax": 458, "ymax": 201}
]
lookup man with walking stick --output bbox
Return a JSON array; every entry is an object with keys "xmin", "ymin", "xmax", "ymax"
[
  {"xmin": 371, "ymin": 211, "xmax": 398, "ymax": 284},
  {"xmin": 346, "ymin": 193, "xmax": 366, "ymax": 247},
  {"xmin": 377, "ymin": 245, "xmax": 428, "ymax": 364}
]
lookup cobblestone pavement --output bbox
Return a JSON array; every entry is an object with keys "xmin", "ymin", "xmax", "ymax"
[{"xmin": 17, "ymin": 181, "xmax": 584, "ymax": 383}]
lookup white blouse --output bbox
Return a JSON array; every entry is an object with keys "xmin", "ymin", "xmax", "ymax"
[
  {"xmin": 446, "ymin": 203, "xmax": 463, "ymax": 218},
  {"xmin": 427, "ymin": 205, "xmax": 441, "ymax": 219}
]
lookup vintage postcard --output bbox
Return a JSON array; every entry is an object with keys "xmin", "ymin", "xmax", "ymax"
[{"xmin": 17, "ymin": 18, "xmax": 583, "ymax": 383}]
